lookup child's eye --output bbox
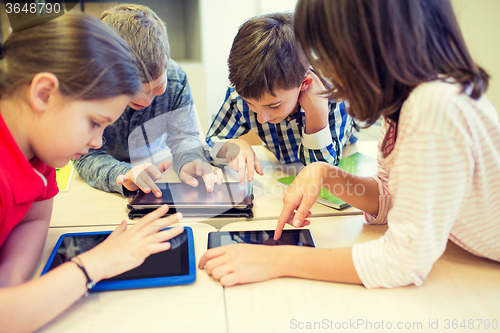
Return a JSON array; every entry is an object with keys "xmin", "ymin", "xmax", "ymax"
[
  {"xmin": 91, "ymin": 120, "xmax": 101, "ymax": 128},
  {"xmin": 270, "ymin": 104, "xmax": 281, "ymax": 109}
]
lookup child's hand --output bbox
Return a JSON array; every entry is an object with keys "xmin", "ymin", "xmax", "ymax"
[
  {"xmin": 78, "ymin": 205, "xmax": 184, "ymax": 282},
  {"xmin": 198, "ymin": 244, "xmax": 282, "ymax": 287},
  {"xmin": 299, "ymin": 71, "xmax": 330, "ymax": 135},
  {"xmin": 116, "ymin": 161, "xmax": 171, "ymax": 197},
  {"xmin": 179, "ymin": 159, "xmax": 223, "ymax": 192},
  {"xmin": 219, "ymin": 139, "xmax": 264, "ymax": 185},
  {"xmin": 274, "ymin": 163, "xmax": 330, "ymax": 240}
]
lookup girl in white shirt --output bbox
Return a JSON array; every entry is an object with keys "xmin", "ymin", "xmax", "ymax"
[{"xmin": 199, "ymin": 0, "xmax": 500, "ymax": 288}]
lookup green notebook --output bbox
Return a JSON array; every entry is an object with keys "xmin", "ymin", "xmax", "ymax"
[{"xmin": 277, "ymin": 153, "xmax": 377, "ymax": 210}]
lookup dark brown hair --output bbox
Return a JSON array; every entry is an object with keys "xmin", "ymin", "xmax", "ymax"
[
  {"xmin": 228, "ymin": 12, "xmax": 307, "ymax": 100},
  {"xmin": 0, "ymin": 13, "xmax": 140, "ymax": 100},
  {"xmin": 101, "ymin": 4, "xmax": 170, "ymax": 83},
  {"xmin": 294, "ymin": 0, "xmax": 489, "ymax": 126}
]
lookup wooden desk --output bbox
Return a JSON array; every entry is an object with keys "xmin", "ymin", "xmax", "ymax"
[
  {"xmin": 34, "ymin": 223, "xmax": 226, "ymax": 333},
  {"xmin": 51, "ymin": 141, "xmax": 377, "ymax": 228},
  {"xmin": 241, "ymin": 141, "xmax": 378, "ymax": 221},
  {"xmin": 220, "ymin": 217, "xmax": 500, "ymax": 333}
]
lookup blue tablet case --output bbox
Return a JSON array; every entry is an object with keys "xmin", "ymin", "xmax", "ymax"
[{"xmin": 41, "ymin": 227, "xmax": 196, "ymax": 292}]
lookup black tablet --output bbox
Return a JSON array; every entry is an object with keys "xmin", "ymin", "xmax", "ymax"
[
  {"xmin": 128, "ymin": 181, "xmax": 253, "ymax": 210},
  {"xmin": 207, "ymin": 229, "xmax": 316, "ymax": 249},
  {"xmin": 41, "ymin": 227, "xmax": 196, "ymax": 291}
]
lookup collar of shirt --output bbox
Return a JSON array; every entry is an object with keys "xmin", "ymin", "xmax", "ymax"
[{"xmin": 0, "ymin": 113, "xmax": 47, "ymax": 205}]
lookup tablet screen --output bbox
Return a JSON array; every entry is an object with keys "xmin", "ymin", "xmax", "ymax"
[
  {"xmin": 207, "ymin": 229, "xmax": 316, "ymax": 248},
  {"xmin": 45, "ymin": 230, "xmax": 190, "ymax": 281},
  {"xmin": 129, "ymin": 182, "xmax": 252, "ymax": 209}
]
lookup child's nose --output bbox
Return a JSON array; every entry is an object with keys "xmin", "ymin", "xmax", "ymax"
[
  {"xmin": 256, "ymin": 110, "xmax": 270, "ymax": 124},
  {"xmin": 89, "ymin": 134, "xmax": 103, "ymax": 149},
  {"xmin": 135, "ymin": 95, "xmax": 154, "ymax": 108}
]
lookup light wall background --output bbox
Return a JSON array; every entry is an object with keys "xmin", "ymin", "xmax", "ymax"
[{"xmin": 453, "ymin": 0, "xmax": 500, "ymax": 117}]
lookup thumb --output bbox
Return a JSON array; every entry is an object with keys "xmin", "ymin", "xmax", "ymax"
[
  {"xmin": 108, "ymin": 220, "xmax": 127, "ymax": 239},
  {"xmin": 117, "ymin": 175, "xmax": 130, "ymax": 185}
]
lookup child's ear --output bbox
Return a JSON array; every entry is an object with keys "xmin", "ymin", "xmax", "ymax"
[
  {"xmin": 300, "ymin": 74, "xmax": 314, "ymax": 91},
  {"xmin": 29, "ymin": 73, "xmax": 60, "ymax": 112}
]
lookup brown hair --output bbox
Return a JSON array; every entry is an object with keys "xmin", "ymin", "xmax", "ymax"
[
  {"xmin": 228, "ymin": 12, "xmax": 307, "ymax": 100},
  {"xmin": 101, "ymin": 4, "xmax": 170, "ymax": 83},
  {"xmin": 294, "ymin": 0, "xmax": 489, "ymax": 126},
  {"xmin": 0, "ymin": 13, "xmax": 140, "ymax": 100}
]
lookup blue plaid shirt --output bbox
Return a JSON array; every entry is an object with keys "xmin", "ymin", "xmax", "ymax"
[{"xmin": 206, "ymin": 87, "xmax": 359, "ymax": 165}]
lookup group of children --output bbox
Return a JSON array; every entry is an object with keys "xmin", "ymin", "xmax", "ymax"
[{"xmin": 0, "ymin": 0, "xmax": 499, "ymax": 331}]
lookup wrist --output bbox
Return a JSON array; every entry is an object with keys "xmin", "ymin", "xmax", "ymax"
[
  {"xmin": 303, "ymin": 107, "xmax": 329, "ymax": 135},
  {"xmin": 71, "ymin": 257, "xmax": 96, "ymax": 296},
  {"xmin": 272, "ymin": 246, "xmax": 300, "ymax": 278},
  {"xmin": 77, "ymin": 251, "xmax": 107, "ymax": 283},
  {"xmin": 273, "ymin": 246, "xmax": 304, "ymax": 278},
  {"xmin": 304, "ymin": 162, "xmax": 331, "ymax": 182}
]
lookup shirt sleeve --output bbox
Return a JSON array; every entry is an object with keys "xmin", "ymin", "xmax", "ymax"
[
  {"xmin": 163, "ymin": 72, "xmax": 208, "ymax": 174},
  {"xmin": 73, "ymin": 144, "xmax": 133, "ymax": 196},
  {"xmin": 352, "ymin": 133, "xmax": 472, "ymax": 288},
  {"xmin": 299, "ymin": 101, "xmax": 359, "ymax": 165},
  {"xmin": 38, "ymin": 165, "xmax": 58, "ymax": 200},
  {"xmin": 205, "ymin": 87, "xmax": 252, "ymax": 164}
]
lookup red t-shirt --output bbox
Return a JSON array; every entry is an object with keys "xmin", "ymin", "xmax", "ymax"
[{"xmin": 0, "ymin": 113, "xmax": 59, "ymax": 247}]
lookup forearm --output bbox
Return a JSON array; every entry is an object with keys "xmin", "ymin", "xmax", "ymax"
[
  {"xmin": 301, "ymin": 162, "xmax": 379, "ymax": 215},
  {"xmin": 0, "ymin": 262, "xmax": 90, "ymax": 333},
  {"xmin": 73, "ymin": 151, "xmax": 132, "ymax": 195},
  {"xmin": 0, "ymin": 219, "xmax": 50, "ymax": 287},
  {"xmin": 276, "ymin": 246, "xmax": 362, "ymax": 285},
  {"xmin": 0, "ymin": 199, "xmax": 53, "ymax": 287},
  {"xmin": 321, "ymin": 167, "xmax": 380, "ymax": 216},
  {"xmin": 304, "ymin": 109, "xmax": 328, "ymax": 135}
]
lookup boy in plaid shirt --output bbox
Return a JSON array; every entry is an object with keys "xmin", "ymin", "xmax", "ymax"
[{"xmin": 206, "ymin": 13, "xmax": 359, "ymax": 185}]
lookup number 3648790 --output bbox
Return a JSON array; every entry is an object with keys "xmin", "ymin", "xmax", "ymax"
[{"xmin": 5, "ymin": 2, "xmax": 61, "ymax": 14}]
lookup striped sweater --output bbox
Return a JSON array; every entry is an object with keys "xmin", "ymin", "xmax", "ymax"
[{"xmin": 352, "ymin": 80, "xmax": 500, "ymax": 288}]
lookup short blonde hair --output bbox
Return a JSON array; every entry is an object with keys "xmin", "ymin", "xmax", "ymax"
[{"xmin": 101, "ymin": 4, "xmax": 169, "ymax": 83}]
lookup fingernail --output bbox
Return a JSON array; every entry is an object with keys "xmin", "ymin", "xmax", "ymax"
[
  {"xmin": 156, "ymin": 173, "xmax": 162, "ymax": 179},
  {"xmin": 293, "ymin": 220, "xmax": 301, "ymax": 227}
]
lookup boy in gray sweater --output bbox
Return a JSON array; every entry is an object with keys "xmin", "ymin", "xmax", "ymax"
[{"xmin": 74, "ymin": 4, "xmax": 221, "ymax": 197}]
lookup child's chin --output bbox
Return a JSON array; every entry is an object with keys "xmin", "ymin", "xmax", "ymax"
[{"xmin": 51, "ymin": 158, "xmax": 71, "ymax": 169}]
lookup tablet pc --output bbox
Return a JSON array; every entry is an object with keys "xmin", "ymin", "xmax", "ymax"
[
  {"xmin": 41, "ymin": 227, "xmax": 196, "ymax": 291},
  {"xmin": 207, "ymin": 229, "xmax": 316, "ymax": 249},
  {"xmin": 128, "ymin": 181, "xmax": 253, "ymax": 210}
]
